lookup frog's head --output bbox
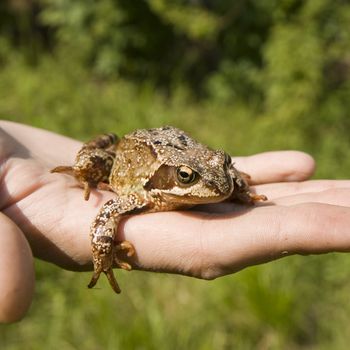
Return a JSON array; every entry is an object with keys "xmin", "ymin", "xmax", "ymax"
[{"xmin": 145, "ymin": 147, "xmax": 234, "ymax": 206}]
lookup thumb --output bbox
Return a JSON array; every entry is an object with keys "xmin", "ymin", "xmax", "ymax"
[{"xmin": 0, "ymin": 213, "xmax": 35, "ymax": 323}]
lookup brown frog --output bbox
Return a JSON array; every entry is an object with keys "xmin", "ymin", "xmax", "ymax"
[{"xmin": 51, "ymin": 126, "xmax": 266, "ymax": 293}]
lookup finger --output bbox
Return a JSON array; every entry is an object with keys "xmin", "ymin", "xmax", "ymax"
[
  {"xmin": 0, "ymin": 120, "xmax": 81, "ymax": 165},
  {"xmin": 202, "ymin": 203, "xmax": 350, "ymax": 276},
  {"xmin": 254, "ymin": 180, "xmax": 350, "ymax": 200},
  {"xmin": 232, "ymin": 151, "xmax": 315, "ymax": 184},
  {"xmin": 120, "ymin": 202, "xmax": 350, "ymax": 279},
  {"xmin": 272, "ymin": 187, "xmax": 350, "ymax": 207},
  {"xmin": 0, "ymin": 213, "xmax": 35, "ymax": 323},
  {"xmin": 257, "ymin": 203, "xmax": 350, "ymax": 255}
]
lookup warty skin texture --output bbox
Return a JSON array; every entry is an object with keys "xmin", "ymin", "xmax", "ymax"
[{"xmin": 52, "ymin": 126, "xmax": 266, "ymax": 293}]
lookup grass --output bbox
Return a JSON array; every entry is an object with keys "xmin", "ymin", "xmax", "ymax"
[{"xmin": 1, "ymin": 55, "xmax": 350, "ymax": 349}]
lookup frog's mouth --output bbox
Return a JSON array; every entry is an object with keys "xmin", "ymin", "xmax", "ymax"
[{"xmin": 159, "ymin": 189, "xmax": 232, "ymax": 205}]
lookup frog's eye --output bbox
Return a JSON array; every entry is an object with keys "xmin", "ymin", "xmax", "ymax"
[{"xmin": 176, "ymin": 165, "xmax": 197, "ymax": 185}]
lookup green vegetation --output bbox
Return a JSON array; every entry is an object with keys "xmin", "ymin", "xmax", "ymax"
[{"xmin": 0, "ymin": 0, "xmax": 350, "ymax": 348}]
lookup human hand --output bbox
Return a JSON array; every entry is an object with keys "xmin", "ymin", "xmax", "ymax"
[{"xmin": 1, "ymin": 120, "xmax": 348, "ymax": 321}]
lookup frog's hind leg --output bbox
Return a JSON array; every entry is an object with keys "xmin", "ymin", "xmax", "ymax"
[
  {"xmin": 83, "ymin": 133, "xmax": 119, "ymax": 151},
  {"xmin": 51, "ymin": 133, "xmax": 119, "ymax": 200}
]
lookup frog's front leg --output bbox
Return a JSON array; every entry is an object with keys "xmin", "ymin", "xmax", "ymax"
[
  {"xmin": 51, "ymin": 133, "xmax": 119, "ymax": 200},
  {"xmin": 228, "ymin": 164, "xmax": 267, "ymax": 204},
  {"xmin": 88, "ymin": 195, "xmax": 151, "ymax": 294}
]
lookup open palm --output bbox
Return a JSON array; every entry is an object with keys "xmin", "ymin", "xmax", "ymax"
[{"xmin": 1, "ymin": 120, "xmax": 350, "ymax": 322}]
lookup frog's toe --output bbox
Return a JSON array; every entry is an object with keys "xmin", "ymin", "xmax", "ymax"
[
  {"xmin": 114, "ymin": 241, "xmax": 134, "ymax": 271},
  {"xmin": 116, "ymin": 240, "xmax": 135, "ymax": 257},
  {"xmin": 88, "ymin": 265, "xmax": 121, "ymax": 294},
  {"xmin": 87, "ymin": 266, "xmax": 102, "ymax": 289},
  {"xmin": 83, "ymin": 182, "xmax": 91, "ymax": 201},
  {"xmin": 250, "ymin": 193, "xmax": 268, "ymax": 202},
  {"xmin": 115, "ymin": 258, "xmax": 132, "ymax": 271},
  {"xmin": 50, "ymin": 165, "xmax": 74, "ymax": 175},
  {"xmin": 104, "ymin": 268, "xmax": 122, "ymax": 294}
]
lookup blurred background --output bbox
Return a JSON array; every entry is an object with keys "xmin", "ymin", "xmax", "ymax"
[{"xmin": 0, "ymin": 0, "xmax": 350, "ymax": 348}]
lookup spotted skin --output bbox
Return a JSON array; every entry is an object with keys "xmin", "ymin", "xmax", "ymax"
[{"xmin": 51, "ymin": 127, "xmax": 266, "ymax": 293}]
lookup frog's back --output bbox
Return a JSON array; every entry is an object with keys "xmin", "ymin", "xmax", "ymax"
[
  {"xmin": 126, "ymin": 126, "xmax": 197, "ymax": 150},
  {"xmin": 125, "ymin": 126, "xmax": 215, "ymax": 166}
]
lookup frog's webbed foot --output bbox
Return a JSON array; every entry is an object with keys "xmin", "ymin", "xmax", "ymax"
[{"xmin": 50, "ymin": 133, "xmax": 119, "ymax": 200}]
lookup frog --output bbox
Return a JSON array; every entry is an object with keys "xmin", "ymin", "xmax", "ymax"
[{"xmin": 51, "ymin": 126, "xmax": 267, "ymax": 294}]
